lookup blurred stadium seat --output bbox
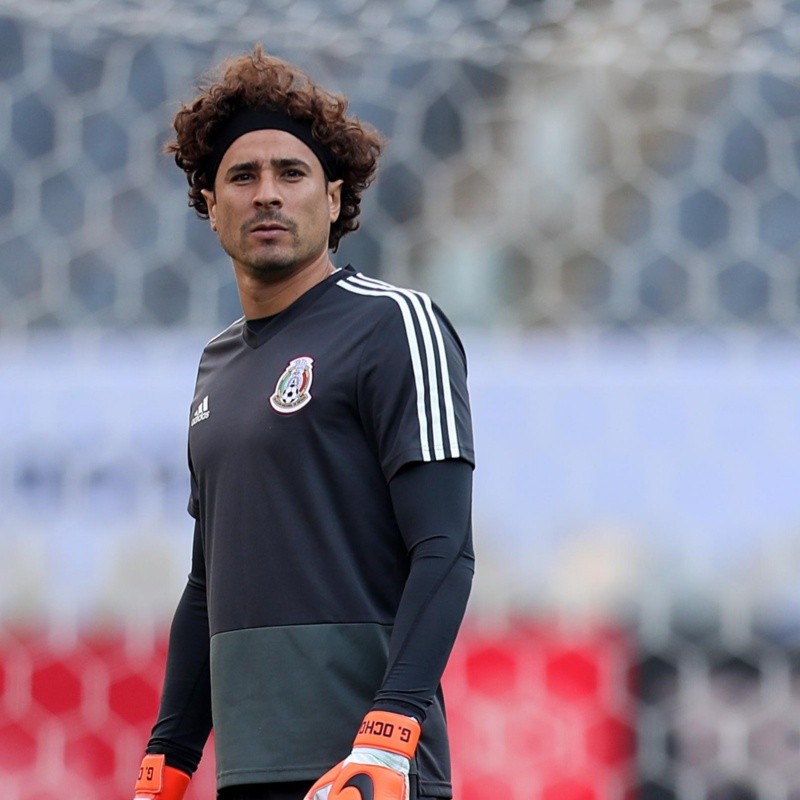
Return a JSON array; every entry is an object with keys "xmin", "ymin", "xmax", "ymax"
[
  {"xmin": 0, "ymin": 623, "xmax": 634, "ymax": 800},
  {"xmin": 2, "ymin": 1, "xmax": 800, "ymax": 798}
]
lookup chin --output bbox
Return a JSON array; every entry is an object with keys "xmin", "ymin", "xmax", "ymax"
[{"xmin": 247, "ymin": 256, "xmax": 300, "ymax": 279}]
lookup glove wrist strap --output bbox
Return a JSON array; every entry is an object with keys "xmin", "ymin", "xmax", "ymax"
[
  {"xmin": 134, "ymin": 754, "xmax": 191, "ymax": 800},
  {"xmin": 353, "ymin": 710, "xmax": 421, "ymax": 759}
]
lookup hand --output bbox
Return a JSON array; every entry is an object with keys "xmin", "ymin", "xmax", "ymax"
[
  {"xmin": 133, "ymin": 754, "xmax": 191, "ymax": 800},
  {"xmin": 304, "ymin": 710, "xmax": 421, "ymax": 800}
]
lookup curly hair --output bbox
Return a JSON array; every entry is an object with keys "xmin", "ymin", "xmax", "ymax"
[{"xmin": 166, "ymin": 45, "xmax": 385, "ymax": 251}]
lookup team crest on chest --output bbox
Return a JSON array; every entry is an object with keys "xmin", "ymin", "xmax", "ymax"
[{"xmin": 270, "ymin": 356, "xmax": 314, "ymax": 414}]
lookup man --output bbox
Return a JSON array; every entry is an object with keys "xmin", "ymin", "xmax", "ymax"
[{"xmin": 132, "ymin": 45, "xmax": 475, "ymax": 800}]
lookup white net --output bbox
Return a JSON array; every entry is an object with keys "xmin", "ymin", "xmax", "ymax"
[{"xmin": 0, "ymin": 0, "xmax": 798, "ymax": 331}]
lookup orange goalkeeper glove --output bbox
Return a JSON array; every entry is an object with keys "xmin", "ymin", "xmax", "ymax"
[
  {"xmin": 133, "ymin": 754, "xmax": 191, "ymax": 800},
  {"xmin": 304, "ymin": 710, "xmax": 421, "ymax": 800}
]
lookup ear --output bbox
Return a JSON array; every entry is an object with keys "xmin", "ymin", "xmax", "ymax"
[
  {"xmin": 327, "ymin": 179, "xmax": 343, "ymax": 223},
  {"xmin": 201, "ymin": 188, "xmax": 218, "ymax": 231}
]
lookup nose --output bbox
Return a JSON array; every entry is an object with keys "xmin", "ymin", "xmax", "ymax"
[{"xmin": 253, "ymin": 174, "xmax": 282, "ymax": 207}]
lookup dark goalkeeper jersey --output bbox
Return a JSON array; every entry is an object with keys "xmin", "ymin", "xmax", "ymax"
[{"xmin": 186, "ymin": 266, "xmax": 474, "ymax": 794}]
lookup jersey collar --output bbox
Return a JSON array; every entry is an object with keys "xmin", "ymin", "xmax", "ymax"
[{"xmin": 241, "ymin": 266, "xmax": 352, "ymax": 349}]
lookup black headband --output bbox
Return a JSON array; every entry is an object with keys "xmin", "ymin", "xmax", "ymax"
[{"xmin": 207, "ymin": 108, "xmax": 338, "ymax": 185}]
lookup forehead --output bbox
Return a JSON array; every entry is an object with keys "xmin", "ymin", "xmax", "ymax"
[{"xmin": 218, "ymin": 128, "xmax": 322, "ymax": 172}]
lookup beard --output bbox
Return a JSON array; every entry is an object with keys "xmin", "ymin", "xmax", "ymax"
[{"xmin": 219, "ymin": 212, "xmax": 328, "ymax": 283}]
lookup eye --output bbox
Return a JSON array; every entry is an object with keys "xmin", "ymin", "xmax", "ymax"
[
  {"xmin": 283, "ymin": 169, "xmax": 305, "ymax": 180},
  {"xmin": 231, "ymin": 172, "xmax": 254, "ymax": 183}
]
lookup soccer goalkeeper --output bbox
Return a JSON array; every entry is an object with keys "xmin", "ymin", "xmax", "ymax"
[{"xmin": 131, "ymin": 45, "xmax": 475, "ymax": 800}]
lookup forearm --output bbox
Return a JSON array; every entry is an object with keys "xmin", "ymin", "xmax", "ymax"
[
  {"xmin": 373, "ymin": 459, "xmax": 475, "ymax": 722},
  {"xmin": 146, "ymin": 523, "xmax": 213, "ymax": 775}
]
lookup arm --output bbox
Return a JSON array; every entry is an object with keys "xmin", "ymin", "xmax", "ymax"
[
  {"xmin": 134, "ymin": 521, "xmax": 213, "ymax": 798},
  {"xmin": 372, "ymin": 457, "xmax": 474, "ymax": 721},
  {"xmin": 304, "ymin": 458, "xmax": 474, "ymax": 800},
  {"xmin": 305, "ymin": 294, "xmax": 474, "ymax": 800}
]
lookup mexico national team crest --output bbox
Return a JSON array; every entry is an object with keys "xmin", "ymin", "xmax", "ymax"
[{"xmin": 270, "ymin": 356, "xmax": 314, "ymax": 414}]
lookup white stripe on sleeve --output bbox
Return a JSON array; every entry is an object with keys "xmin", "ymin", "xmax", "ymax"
[
  {"xmin": 338, "ymin": 274, "xmax": 462, "ymax": 461},
  {"xmin": 337, "ymin": 278, "xmax": 431, "ymax": 461},
  {"xmin": 349, "ymin": 274, "xmax": 446, "ymax": 459},
  {"xmin": 350, "ymin": 274, "xmax": 460, "ymax": 459}
]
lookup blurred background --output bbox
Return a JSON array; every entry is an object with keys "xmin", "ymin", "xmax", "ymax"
[{"xmin": 1, "ymin": 0, "xmax": 800, "ymax": 798}]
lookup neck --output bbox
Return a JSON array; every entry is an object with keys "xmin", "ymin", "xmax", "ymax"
[{"xmin": 234, "ymin": 252, "xmax": 335, "ymax": 318}]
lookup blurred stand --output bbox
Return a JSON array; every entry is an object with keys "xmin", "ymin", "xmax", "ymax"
[{"xmin": 1, "ymin": 1, "xmax": 800, "ymax": 799}]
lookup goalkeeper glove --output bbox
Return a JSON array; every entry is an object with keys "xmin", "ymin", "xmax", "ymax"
[
  {"xmin": 133, "ymin": 754, "xmax": 191, "ymax": 800},
  {"xmin": 304, "ymin": 710, "xmax": 421, "ymax": 800}
]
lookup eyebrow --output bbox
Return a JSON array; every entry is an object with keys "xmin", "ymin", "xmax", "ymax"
[{"xmin": 224, "ymin": 157, "xmax": 312, "ymax": 179}]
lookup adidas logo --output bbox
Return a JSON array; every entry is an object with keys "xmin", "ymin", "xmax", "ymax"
[{"xmin": 191, "ymin": 395, "xmax": 210, "ymax": 426}]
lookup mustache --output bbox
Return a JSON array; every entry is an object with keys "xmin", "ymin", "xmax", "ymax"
[{"xmin": 245, "ymin": 212, "xmax": 297, "ymax": 233}]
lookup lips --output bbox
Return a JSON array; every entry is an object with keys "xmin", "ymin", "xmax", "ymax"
[{"xmin": 251, "ymin": 223, "xmax": 287, "ymax": 233}]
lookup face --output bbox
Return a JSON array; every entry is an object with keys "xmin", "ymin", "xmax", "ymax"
[{"xmin": 201, "ymin": 129, "xmax": 342, "ymax": 282}]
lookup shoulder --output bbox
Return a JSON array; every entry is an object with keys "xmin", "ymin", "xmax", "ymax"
[
  {"xmin": 202, "ymin": 316, "xmax": 245, "ymax": 353},
  {"xmin": 336, "ymin": 270, "xmax": 466, "ymax": 365},
  {"xmin": 334, "ymin": 270, "xmax": 447, "ymax": 328},
  {"xmin": 196, "ymin": 317, "xmax": 246, "ymax": 370},
  {"xmin": 335, "ymin": 269, "xmax": 422, "ymax": 300}
]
